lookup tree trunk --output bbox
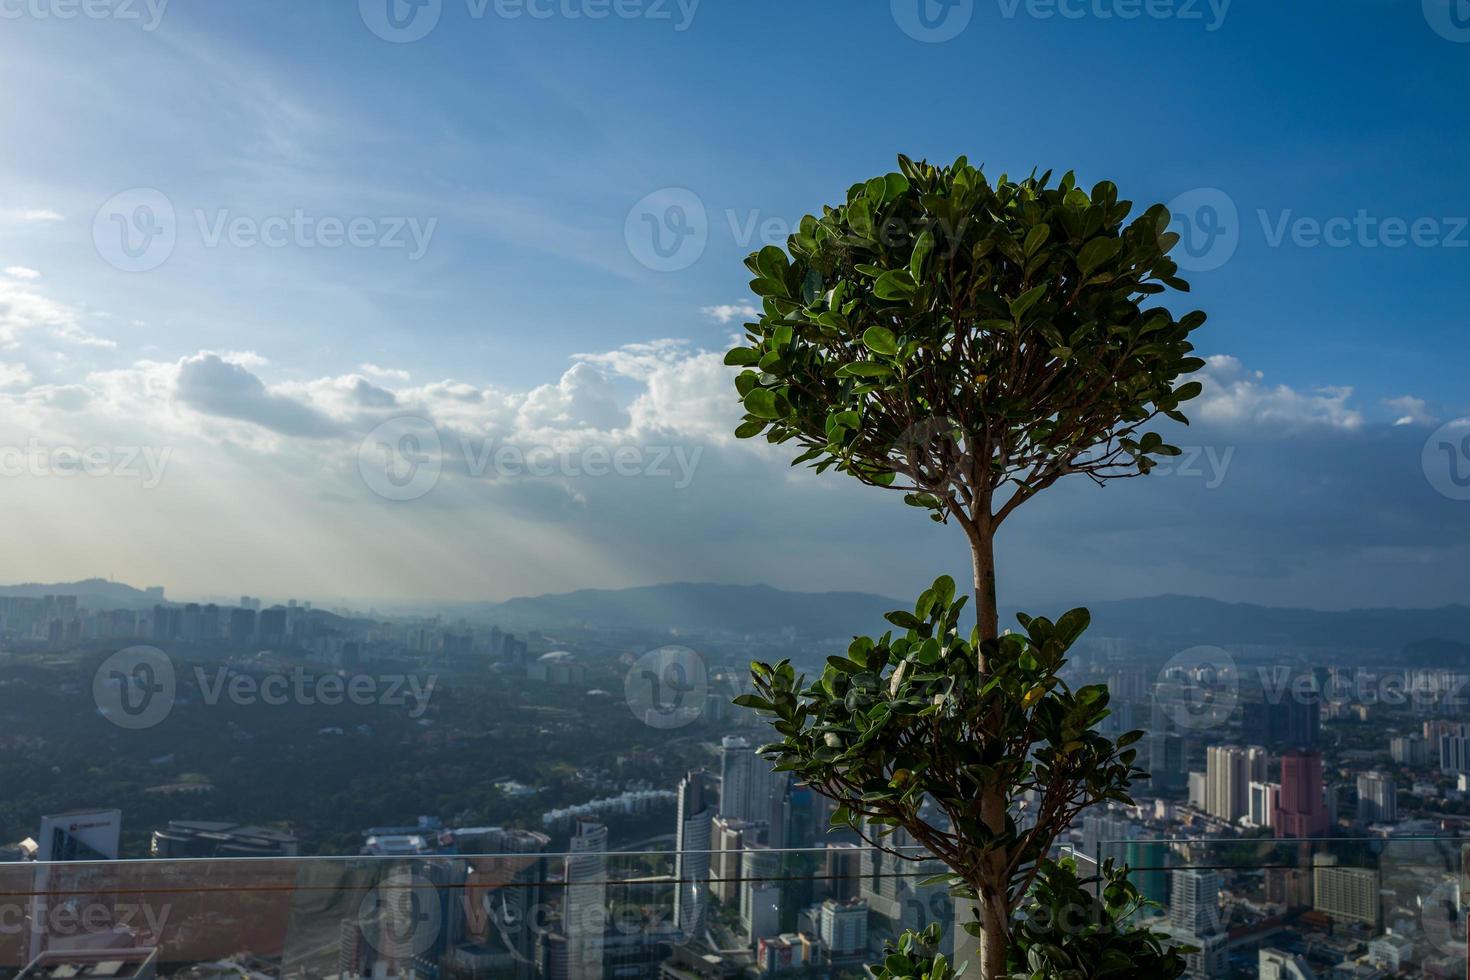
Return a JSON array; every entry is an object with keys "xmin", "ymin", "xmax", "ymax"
[
  {"xmin": 966, "ymin": 520, "xmax": 1009, "ymax": 978},
  {"xmin": 970, "ymin": 522, "xmax": 999, "ymax": 644}
]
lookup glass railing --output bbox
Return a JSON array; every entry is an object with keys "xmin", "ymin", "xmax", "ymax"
[
  {"xmin": 0, "ymin": 845, "xmax": 955, "ymax": 980},
  {"xmin": 1087, "ymin": 835, "xmax": 1465, "ymax": 978},
  {"xmin": 2, "ymin": 837, "xmax": 1463, "ymax": 979}
]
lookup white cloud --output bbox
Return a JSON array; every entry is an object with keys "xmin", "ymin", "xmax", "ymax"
[
  {"xmin": 19, "ymin": 209, "xmax": 63, "ymax": 223},
  {"xmin": 1384, "ymin": 395, "xmax": 1435, "ymax": 427},
  {"xmin": 0, "ymin": 361, "xmax": 33, "ymax": 387},
  {"xmin": 701, "ymin": 302, "xmax": 761, "ymax": 324},
  {"xmin": 361, "ymin": 363, "xmax": 411, "ymax": 382},
  {"xmin": 0, "ymin": 276, "xmax": 116, "ymax": 349},
  {"xmin": 4, "ymin": 266, "xmax": 41, "ymax": 280},
  {"xmin": 1193, "ymin": 355, "xmax": 1363, "ymax": 430}
]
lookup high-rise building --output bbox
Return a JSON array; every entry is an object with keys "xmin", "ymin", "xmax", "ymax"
[
  {"xmin": 1275, "ymin": 749, "xmax": 1329, "ymax": 838},
  {"xmin": 1244, "ymin": 681, "xmax": 1320, "ymax": 750},
  {"xmin": 823, "ymin": 842, "xmax": 862, "ymax": 902},
  {"xmin": 739, "ymin": 844, "xmax": 781, "ymax": 945},
  {"xmin": 673, "ymin": 770, "xmax": 713, "ymax": 944},
  {"xmin": 1167, "ymin": 868, "xmax": 1226, "ymax": 978},
  {"xmin": 710, "ymin": 817, "xmax": 751, "ymax": 905},
  {"xmin": 817, "ymin": 898, "xmax": 869, "ymax": 958},
  {"xmin": 1351, "ymin": 771, "xmax": 1396, "ymax": 825},
  {"xmin": 1311, "ymin": 855, "xmax": 1380, "ymax": 929},
  {"xmin": 1437, "ymin": 723, "xmax": 1470, "ymax": 775},
  {"xmin": 1389, "ymin": 733, "xmax": 1429, "ymax": 767},
  {"xmin": 1205, "ymin": 745, "xmax": 1267, "ymax": 823},
  {"xmin": 565, "ymin": 819, "xmax": 608, "ymax": 980},
  {"xmin": 1247, "ymin": 781, "xmax": 1280, "ymax": 830},
  {"xmin": 719, "ymin": 737, "xmax": 753, "ymax": 821}
]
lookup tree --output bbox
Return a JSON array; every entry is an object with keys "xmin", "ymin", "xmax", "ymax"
[{"xmin": 728, "ymin": 156, "xmax": 1207, "ymax": 977}]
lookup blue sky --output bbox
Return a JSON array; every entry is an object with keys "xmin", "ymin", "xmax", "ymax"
[{"xmin": 0, "ymin": 0, "xmax": 1467, "ymax": 609}]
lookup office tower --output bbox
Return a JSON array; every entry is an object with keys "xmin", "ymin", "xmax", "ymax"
[
  {"xmin": 719, "ymin": 737, "xmax": 753, "ymax": 821},
  {"xmin": 1247, "ymin": 781, "xmax": 1280, "ymax": 830},
  {"xmin": 228, "ymin": 607, "xmax": 257, "ymax": 646},
  {"xmin": 565, "ymin": 818, "xmax": 608, "ymax": 980},
  {"xmin": 1311, "ymin": 855, "xmax": 1381, "ymax": 929},
  {"xmin": 823, "ymin": 842, "xmax": 862, "ymax": 902},
  {"xmin": 1356, "ymin": 771, "xmax": 1398, "ymax": 824},
  {"xmin": 817, "ymin": 898, "xmax": 869, "ymax": 957},
  {"xmin": 1244, "ymin": 685, "xmax": 1320, "ymax": 751},
  {"xmin": 1205, "ymin": 745, "xmax": 1266, "ymax": 823},
  {"xmin": 1275, "ymin": 749, "xmax": 1329, "ymax": 838},
  {"xmin": 673, "ymin": 771, "xmax": 712, "ymax": 944},
  {"xmin": 710, "ymin": 817, "xmax": 751, "ymax": 905},
  {"xmin": 1168, "ymin": 868, "xmax": 1226, "ymax": 978},
  {"xmin": 739, "ymin": 845, "xmax": 782, "ymax": 945}
]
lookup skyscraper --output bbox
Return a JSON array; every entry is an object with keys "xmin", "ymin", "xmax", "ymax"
[
  {"xmin": 673, "ymin": 770, "xmax": 712, "ymax": 944},
  {"xmin": 565, "ymin": 818, "xmax": 608, "ymax": 980},
  {"xmin": 719, "ymin": 737, "xmax": 753, "ymax": 821},
  {"xmin": 1168, "ymin": 868, "xmax": 1226, "ymax": 978},
  {"xmin": 1205, "ymin": 745, "xmax": 1267, "ymax": 823},
  {"xmin": 1275, "ymin": 749, "xmax": 1329, "ymax": 838},
  {"xmin": 1356, "ymin": 771, "xmax": 1398, "ymax": 824}
]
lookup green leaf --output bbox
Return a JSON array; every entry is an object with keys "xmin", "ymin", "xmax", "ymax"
[
  {"xmin": 863, "ymin": 326, "xmax": 899, "ymax": 356},
  {"xmin": 1023, "ymin": 224, "xmax": 1050, "ymax": 257},
  {"xmin": 1076, "ymin": 236, "xmax": 1122, "ymax": 273},
  {"xmin": 756, "ymin": 245, "xmax": 789, "ymax": 281},
  {"xmin": 874, "ymin": 270, "xmax": 917, "ymax": 300},
  {"xmin": 723, "ymin": 347, "xmax": 761, "ymax": 366},
  {"xmin": 734, "ymin": 419, "xmax": 767, "ymax": 439},
  {"xmin": 743, "ymin": 388, "xmax": 780, "ymax": 419},
  {"xmin": 1009, "ymin": 284, "xmax": 1048, "ymax": 321}
]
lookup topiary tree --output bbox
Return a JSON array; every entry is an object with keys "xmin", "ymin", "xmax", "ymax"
[{"xmin": 728, "ymin": 156, "xmax": 1207, "ymax": 977}]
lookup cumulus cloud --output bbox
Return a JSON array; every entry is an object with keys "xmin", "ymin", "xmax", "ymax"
[
  {"xmin": 0, "ymin": 361, "xmax": 32, "ymax": 388},
  {"xmin": 174, "ymin": 352, "xmax": 343, "ymax": 438},
  {"xmin": 4, "ymin": 266, "xmax": 40, "ymax": 281},
  {"xmin": 361, "ymin": 363, "xmax": 411, "ymax": 382},
  {"xmin": 0, "ymin": 276, "xmax": 115, "ymax": 349},
  {"xmin": 3, "ymin": 340, "xmax": 1461, "ymax": 608},
  {"xmin": 1193, "ymin": 355, "xmax": 1363, "ymax": 430},
  {"xmin": 701, "ymin": 302, "xmax": 761, "ymax": 324},
  {"xmin": 1384, "ymin": 395, "xmax": 1435, "ymax": 427}
]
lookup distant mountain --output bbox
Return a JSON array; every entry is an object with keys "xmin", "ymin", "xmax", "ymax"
[
  {"xmin": 488, "ymin": 582, "xmax": 903, "ymax": 637},
  {"xmin": 0, "ymin": 578, "xmax": 163, "ymax": 609},
  {"xmin": 1072, "ymin": 594, "xmax": 1470, "ymax": 654},
  {"xmin": 487, "ymin": 583, "xmax": 1470, "ymax": 657}
]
